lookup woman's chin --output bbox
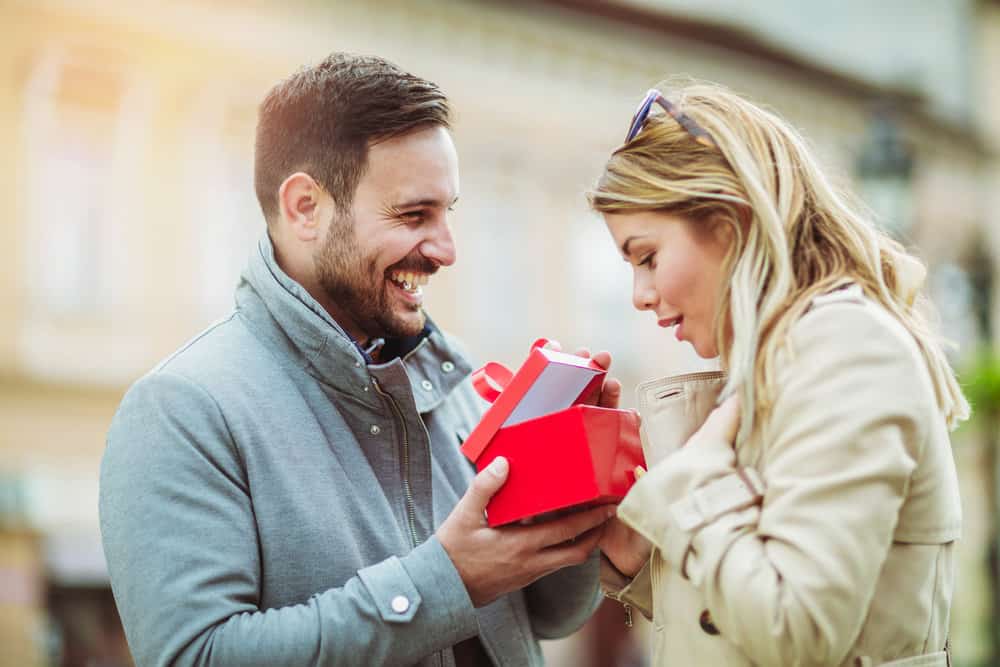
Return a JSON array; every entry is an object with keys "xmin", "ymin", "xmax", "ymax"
[{"xmin": 691, "ymin": 339, "xmax": 719, "ymax": 359}]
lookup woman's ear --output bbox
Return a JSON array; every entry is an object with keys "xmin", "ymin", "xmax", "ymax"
[{"xmin": 709, "ymin": 210, "xmax": 745, "ymax": 250}]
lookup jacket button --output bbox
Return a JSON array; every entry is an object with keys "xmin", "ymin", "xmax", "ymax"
[
  {"xmin": 421, "ymin": 380, "xmax": 433, "ymax": 391},
  {"xmin": 699, "ymin": 609, "xmax": 719, "ymax": 635},
  {"xmin": 369, "ymin": 424, "xmax": 381, "ymax": 435},
  {"xmin": 391, "ymin": 595, "xmax": 410, "ymax": 613},
  {"xmin": 441, "ymin": 361, "xmax": 455, "ymax": 372}
]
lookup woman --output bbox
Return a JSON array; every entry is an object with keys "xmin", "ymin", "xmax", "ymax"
[{"xmin": 593, "ymin": 81, "xmax": 967, "ymax": 667}]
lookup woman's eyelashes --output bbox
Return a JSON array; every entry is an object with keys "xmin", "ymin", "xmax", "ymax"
[{"xmin": 638, "ymin": 252, "xmax": 657, "ymax": 268}]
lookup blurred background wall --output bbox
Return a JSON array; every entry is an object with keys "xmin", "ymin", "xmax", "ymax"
[{"xmin": 0, "ymin": 0, "xmax": 997, "ymax": 665}]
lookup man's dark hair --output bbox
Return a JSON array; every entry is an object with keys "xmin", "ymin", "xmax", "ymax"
[{"xmin": 254, "ymin": 53, "xmax": 451, "ymax": 223}]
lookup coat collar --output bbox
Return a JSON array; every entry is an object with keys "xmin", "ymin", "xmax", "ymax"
[{"xmin": 236, "ymin": 232, "xmax": 471, "ymax": 413}]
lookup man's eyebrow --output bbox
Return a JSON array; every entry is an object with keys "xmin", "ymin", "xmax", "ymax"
[{"xmin": 394, "ymin": 195, "xmax": 460, "ymax": 209}]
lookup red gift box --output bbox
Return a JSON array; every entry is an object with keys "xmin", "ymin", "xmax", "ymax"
[{"xmin": 461, "ymin": 339, "xmax": 645, "ymax": 527}]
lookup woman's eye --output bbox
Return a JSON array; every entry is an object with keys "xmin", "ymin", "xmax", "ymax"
[{"xmin": 638, "ymin": 253, "xmax": 656, "ymax": 267}]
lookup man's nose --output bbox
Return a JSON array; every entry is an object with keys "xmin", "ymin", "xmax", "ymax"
[{"xmin": 421, "ymin": 218, "xmax": 456, "ymax": 267}]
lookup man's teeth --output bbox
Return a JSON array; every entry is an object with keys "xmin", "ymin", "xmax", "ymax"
[{"xmin": 390, "ymin": 272, "xmax": 430, "ymax": 292}]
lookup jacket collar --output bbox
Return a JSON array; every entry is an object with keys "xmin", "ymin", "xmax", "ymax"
[{"xmin": 235, "ymin": 232, "xmax": 471, "ymax": 413}]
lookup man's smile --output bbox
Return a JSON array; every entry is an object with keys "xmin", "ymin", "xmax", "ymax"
[{"xmin": 388, "ymin": 270, "xmax": 430, "ymax": 293}]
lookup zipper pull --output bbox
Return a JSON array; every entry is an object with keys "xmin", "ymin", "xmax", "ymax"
[{"xmin": 624, "ymin": 603, "xmax": 633, "ymax": 628}]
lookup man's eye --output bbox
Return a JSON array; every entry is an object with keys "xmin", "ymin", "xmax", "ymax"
[{"xmin": 401, "ymin": 211, "xmax": 424, "ymax": 222}]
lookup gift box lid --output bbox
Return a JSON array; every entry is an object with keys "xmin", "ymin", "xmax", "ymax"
[{"xmin": 461, "ymin": 339, "xmax": 606, "ymax": 462}]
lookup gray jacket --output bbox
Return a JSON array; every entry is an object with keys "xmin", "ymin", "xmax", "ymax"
[{"xmin": 99, "ymin": 234, "xmax": 601, "ymax": 667}]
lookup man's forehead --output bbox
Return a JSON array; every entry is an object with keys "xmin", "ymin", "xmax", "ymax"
[
  {"xmin": 357, "ymin": 127, "xmax": 458, "ymax": 205},
  {"xmin": 367, "ymin": 163, "xmax": 458, "ymax": 207}
]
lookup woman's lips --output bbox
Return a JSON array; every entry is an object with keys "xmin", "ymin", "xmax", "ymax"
[{"xmin": 658, "ymin": 316, "xmax": 684, "ymax": 341}]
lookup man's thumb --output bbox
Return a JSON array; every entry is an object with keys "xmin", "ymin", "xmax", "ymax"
[{"xmin": 465, "ymin": 456, "xmax": 509, "ymax": 513}]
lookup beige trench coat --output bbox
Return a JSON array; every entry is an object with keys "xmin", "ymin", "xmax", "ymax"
[{"xmin": 602, "ymin": 286, "xmax": 961, "ymax": 666}]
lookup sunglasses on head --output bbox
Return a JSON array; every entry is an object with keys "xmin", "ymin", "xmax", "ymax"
[{"xmin": 625, "ymin": 88, "xmax": 717, "ymax": 149}]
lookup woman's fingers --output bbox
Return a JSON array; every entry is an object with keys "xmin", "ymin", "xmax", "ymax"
[{"xmin": 705, "ymin": 393, "xmax": 742, "ymax": 443}]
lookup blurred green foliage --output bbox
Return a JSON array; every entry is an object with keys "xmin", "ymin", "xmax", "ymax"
[
  {"xmin": 964, "ymin": 347, "xmax": 1000, "ymax": 422},
  {"xmin": 960, "ymin": 345, "xmax": 1000, "ymax": 667}
]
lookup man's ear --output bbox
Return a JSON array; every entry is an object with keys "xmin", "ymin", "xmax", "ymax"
[{"xmin": 278, "ymin": 172, "xmax": 324, "ymax": 241}]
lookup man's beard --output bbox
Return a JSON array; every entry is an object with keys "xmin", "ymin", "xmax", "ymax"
[{"xmin": 314, "ymin": 217, "xmax": 434, "ymax": 340}]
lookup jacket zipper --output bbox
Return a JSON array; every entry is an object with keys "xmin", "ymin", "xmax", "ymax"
[
  {"xmin": 372, "ymin": 378, "xmax": 442, "ymax": 667},
  {"xmin": 372, "ymin": 378, "xmax": 420, "ymax": 547}
]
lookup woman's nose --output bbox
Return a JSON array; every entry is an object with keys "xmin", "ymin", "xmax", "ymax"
[{"xmin": 632, "ymin": 273, "xmax": 657, "ymax": 311}]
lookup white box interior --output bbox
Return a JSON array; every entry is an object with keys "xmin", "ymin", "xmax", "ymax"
[{"xmin": 503, "ymin": 363, "xmax": 602, "ymax": 427}]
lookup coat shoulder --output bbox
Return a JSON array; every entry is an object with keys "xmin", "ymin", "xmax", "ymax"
[
  {"xmin": 150, "ymin": 312, "xmax": 275, "ymax": 392},
  {"xmin": 788, "ymin": 292, "xmax": 930, "ymax": 391},
  {"xmin": 772, "ymin": 293, "xmax": 941, "ymax": 452}
]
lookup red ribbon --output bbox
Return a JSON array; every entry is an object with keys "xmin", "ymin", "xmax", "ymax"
[
  {"xmin": 471, "ymin": 362, "xmax": 513, "ymax": 403},
  {"xmin": 471, "ymin": 338, "xmax": 555, "ymax": 403}
]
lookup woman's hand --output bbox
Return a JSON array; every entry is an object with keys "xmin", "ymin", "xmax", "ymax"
[
  {"xmin": 599, "ymin": 394, "xmax": 741, "ymax": 577},
  {"xmin": 599, "ymin": 504, "xmax": 652, "ymax": 577},
  {"xmin": 547, "ymin": 342, "xmax": 643, "ymax": 573},
  {"xmin": 572, "ymin": 345, "xmax": 622, "ymax": 409},
  {"xmin": 541, "ymin": 341, "xmax": 623, "ymax": 409},
  {"xmin": 692, "ymin": 392, "xmax": 741, "ymax": 447}
]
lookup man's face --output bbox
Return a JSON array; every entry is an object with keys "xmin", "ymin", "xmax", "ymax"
[{"xmin": 315, "ymin": 126, "xmax": 459, "ymax": 342}]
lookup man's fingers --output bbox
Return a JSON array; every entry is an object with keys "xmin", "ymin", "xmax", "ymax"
[
  {"xmin": 528, "ymin": 504, "xmax": 614, "ymax": 549},
  {"xmin": 462, "ymin": 456, "xmax": 509, "ymax": 517},
  {"xmin": 536, "ymin": 525, "xmax": 605, "ymax": 572}
]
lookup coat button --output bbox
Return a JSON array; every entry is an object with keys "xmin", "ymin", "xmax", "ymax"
[
  {"xmin": 421, "ymin": 380, "xmax": 433, "ymax": 391},
  {"xmin": 369, "ymin": 424, "xmax": 381, "ymax": 435},
  {"xmin": 441, "ymin": 361, "xmax": 455, "ymax": 373},
  {"xmin": 699, "ymin": 609, "xmax": 719, "ymax": 635},
  {"xmin": 391, "ymin": 595, "xmax": 410, "ymax": 613}
]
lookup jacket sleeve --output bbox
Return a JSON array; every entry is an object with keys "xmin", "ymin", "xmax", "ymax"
[
  {"xmin": 618, "ymin": 302, "xmax": 930, "ymax": 667},
  {"xmin": 99, "ymin": 371, "xmax": 479, "ymax": 667},
  {"xmin": 522, "ymin": 550, "xmax": 603, "ymax": 639},
  {"xmin": 600, "ymin": 554, "xmax": 653, "ymax": 620}
]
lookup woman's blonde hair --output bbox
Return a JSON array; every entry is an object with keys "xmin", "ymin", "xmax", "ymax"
[{"xmin": 588, "ymin": 80, "xmax": 969, "ymax": 440}]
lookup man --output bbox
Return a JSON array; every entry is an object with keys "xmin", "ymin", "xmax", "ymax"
[{"xmin": 99, "ymin": 53, "xmax": 619, "ymax": 666}]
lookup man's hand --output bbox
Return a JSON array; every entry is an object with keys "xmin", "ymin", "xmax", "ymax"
[{"xmin": 437, "ymin": 456, "xmax": 615, "ymax": 607}]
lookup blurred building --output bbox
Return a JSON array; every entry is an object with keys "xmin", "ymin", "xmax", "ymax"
[{"xmin": 0, "ymin": 1, "xmax": 996, "ymax": 665}]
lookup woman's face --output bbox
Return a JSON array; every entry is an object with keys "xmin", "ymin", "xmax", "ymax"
[{"xmin": 603, "ymin": 210, "xmax": 732, "ymax": 358}]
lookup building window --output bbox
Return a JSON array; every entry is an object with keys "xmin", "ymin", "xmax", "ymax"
[
  {"xmin": 22, "ymin": 53, "xmax": 122, "ymax": 317},
  {"xmin": 19, "ymin": 50, "xmax": 154, "ymax": 385}
]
